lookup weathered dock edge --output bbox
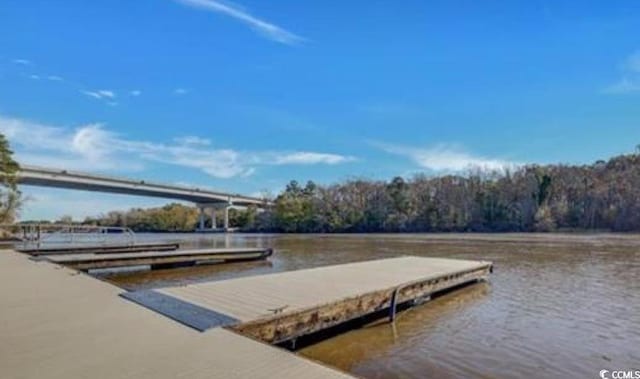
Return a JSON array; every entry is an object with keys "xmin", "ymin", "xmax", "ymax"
[
  {"xmin": 46, "ymin": 247, "xmax": 274, "ymax": 271},
  {"xmin": 230, "ymin": 263, "xmax": 492, "ymax": 344},
  {"xmin": 18, "ymin": 242, "xmax": 180, "ymax": 255}
]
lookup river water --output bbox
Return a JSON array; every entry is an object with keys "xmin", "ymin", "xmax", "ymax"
[{"xmin": 104, "ymin": 233, "xmax": 640, "ymax": 379}]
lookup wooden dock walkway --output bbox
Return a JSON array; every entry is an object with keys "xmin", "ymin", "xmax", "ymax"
[
  {"xmin": 124, "ymin": 256, "xmax": 492, "ymax": 343},
  {"xmin": 44, "ymin": 247, "xmax": 273, "ymax": 271},
  {"xmin": 1, "ymin": 248, "xmax": 492, "ymax": 378},
  {"xmin": 19, "ymin": 241, "xmax": 180, "ymax": 255},
  {"xmin": 0, "ymin": 249, "xmax": 352, "ymax": 379}
]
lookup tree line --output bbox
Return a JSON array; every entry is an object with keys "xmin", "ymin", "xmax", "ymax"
[
  {"xmin": 3, "ymin": 127, "xmax": 640, "ymax": 233},
  {"xmin": 252, "ymin": 150, "xmax": 640, "ymax": 233},
  {"xmin": 79, "ymin": 203, "xmax": 256, "ymax": 232},
  {"xmin": 82, "ymin": 149, "xmax": 640, "ymax": 233}
]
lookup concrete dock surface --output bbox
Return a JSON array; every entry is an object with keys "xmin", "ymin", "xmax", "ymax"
[
  {"xmin": 1, "ymin": 249, "xmax": 491, "ymax": 378},
  {"xmin": 18, "ymin": 241, "xmax": 181, "ymax": 255},
  {"xmin": 157, "ymin": 256, "xmax": 490, "ymax": 322},
  {"xmin": 44, "ymin": 247, "xmax": 273, "ymax": 270},
  {"xmin": 0, "ymin": 250, "xmax": 352, "ymax": 379}
]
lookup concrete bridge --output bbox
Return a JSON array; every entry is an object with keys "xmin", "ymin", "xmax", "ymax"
[{"xmin": 17, "ymin": 165, "xmax": 268, "ymax": 232}]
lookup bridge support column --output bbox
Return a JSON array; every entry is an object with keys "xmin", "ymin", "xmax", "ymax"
[
  {"xmin": 211, "ymin": 209, "xmax": 217, "ymax": 230},
  {"xmin": 198, "ymin": 207, "xmax": 206, "ymax": 231},
  {"xmin": 195, "ymin": 202, "xmax": 235, "ymax": 233}
]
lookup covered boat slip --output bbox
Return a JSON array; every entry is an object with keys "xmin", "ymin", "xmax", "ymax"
[
  {"xmin": 43, "ymin": 247, "xmax": 274, "ymax": 270},
  {"xmin": 0, "ymin": 250, "xmax": 352, "ymax": 379}
]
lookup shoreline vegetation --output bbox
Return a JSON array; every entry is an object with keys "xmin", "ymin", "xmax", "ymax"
[
  {"xmin": 21, "ymin": 149, "xmax": 640, "ymax": 234},
  {"xmin": 0, "ymin": 134, "xmax": 21, "ymax": 235}
]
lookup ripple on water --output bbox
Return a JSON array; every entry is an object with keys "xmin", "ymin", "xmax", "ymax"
[{"xmin": 102, "ymin": 233, "xmax": 640, "ymax": 379}]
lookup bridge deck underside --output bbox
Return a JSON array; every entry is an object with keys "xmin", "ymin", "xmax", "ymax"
[{"xmin": 19, "ymin": 177, "xmax": 261, "ymax": 206}]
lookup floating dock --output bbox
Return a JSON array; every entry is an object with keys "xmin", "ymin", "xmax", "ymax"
[
  {"xmin": 124, "ymin": 257, "xmax": 492, "ymax": 344},
  {"xmin": 18, "ymin": 241, "xmax": 180, "ymax": 255},
  {"xmin": 1, "ymin": 248, "xmax": 492, "ymax": 378},
  {"xmin": 44, "ymin": 247, "xmax": 274, "ymax": 271},
  {"xmin": 0, "ymin": 249, "xmax": 351, "ymax": 379}
]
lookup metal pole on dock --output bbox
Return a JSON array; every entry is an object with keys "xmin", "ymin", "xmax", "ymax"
[{"xmin": 389, "ymin": 288, "xmax": 399, "ymax": 322}]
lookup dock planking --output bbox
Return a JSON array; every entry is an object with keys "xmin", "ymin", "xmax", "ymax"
[
  {"xmin": 2, "ymin": 248, "xmax": 492, "ymax": 378},
  {"xmin": 18, "ymin": 241, "xmax": 180, "ymax": 255},
  {"xmin": 44, "ymin": 247, "xmax": 274, "ymax": 271},
  {"xmin": 124, "ymin": 256, "xmax": 493, "ymax": 343},
  {"xmin": 0, "ymin": 249, "xmax": 353, "ymax": 379}
]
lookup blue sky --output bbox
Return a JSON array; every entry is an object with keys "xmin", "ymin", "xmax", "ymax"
[{"xmin": 1, "ymin": 0, "xmax": 640, "ymax": 220}]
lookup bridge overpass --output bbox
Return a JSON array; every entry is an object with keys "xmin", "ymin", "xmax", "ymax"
[{"xmin": 17, "ymin": 165, "xmax": 268, "ymax": 231}]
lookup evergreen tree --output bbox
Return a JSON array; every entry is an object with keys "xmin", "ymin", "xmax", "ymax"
[{"xmin": 0, "ymin": 134, "xmax": 21, "ymax": 224}]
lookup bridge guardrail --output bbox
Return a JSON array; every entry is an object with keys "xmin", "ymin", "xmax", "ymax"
[{"xmin": 19, "ymin": 165, "xmax": 267, "ymax": 204}]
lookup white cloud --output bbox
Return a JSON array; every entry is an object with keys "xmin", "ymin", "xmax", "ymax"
[
  {"xmin": 97, "ymin": 90, "xmax": 115, "ymax": 98},
  {"xmin": 81, "ymin": 90, "xmax": 102, "ymax": 99},
  {"xmin": 130, "ymin": 90, "xmax": 141, "ymax": 96},
  {"xmin": 174, "ymin": 135, "xmax": 211, "ymax": 146},
  {"xmin": 376, "ymin": 142, "xmax": 518, "ymax": 172},
  {"xmin": 71, "ymin": 124, "xmax": 114, "ymax": 161},
  {"xmin": 624, "ymin": 51, "xmax": 640, "ymax": 73},
  {"xmin": 174, "ymin": 88, "xmax": 188, "ymax": 95},
  {"xmin": 605, "ymin": 51, "xmax": 640, "ymax": 94},
  {"xmin": 174, "ymin": 0, "xmax": 304, "ymax": 45},
  {"xmin": 603, "ymin": 78, "xmax": 640, "ymax": 94},
  {"xmin": 271, "ymin": 152, "xmax": 355, "ymax": 165},
  {"xmin": 13, "ymin": 59, "xmax": 32, "ymax": 66},
  {"xmin": 0, "ymin": 114, "xmax": 355, "ymax": 179},
  {"xmin": 81, "ymin": 89, "xmax": 117, "ymax": 103},
  {"xmin": 0, "ymin": 116, "xmax": 139, "ymax": 171},
  {"xmin": 29, "ymin": 74, "xmax": 40, "ymax": 80},
  {"xmin": 47, "ymin": 75, "xmax": 63, "ymax": 81}
]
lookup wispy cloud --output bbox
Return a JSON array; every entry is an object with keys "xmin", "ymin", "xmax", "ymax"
[
  {"xmin": 375, "ymin": 142, "xmax": 518, "ymax": 172},
  {"xmin": 81, "ymin": 89, "xmax": 116, "ymax": 101},
  {"xmin": 271, "ymin": 152, "xmax": 355, "ymax": 165},
  {"xmin": 604, "ymin": 51, "xmax": 640, "ymax": 94},
  {"xmin": 174, "ymin": 88, "xmax": 188, "ymax": 95},
  {"xmin": 97, "ymin": 90, "xmax": 115, "ymax": 99},
  {"xmin": 0, "ymin": 115, "xmax": 355, "ymax": 178},
  {"xmin": 174, "ymin": 135, "xmax": 211, "ymax": 146},
  {"xmin": 10, "ymin": 58, "xmax": 135, "ymax": 105},
  {"xmin": 174, "ymin": 0, "xmax": 304, "ymax": 45},
  {"xmin": 624, "ymin": 51, "xmax": 640, "ymax": 72},
  {"xmin": 12, "ymin": 58, "xmax": 32, "ymax": 66},
  {"xmin": 81, "ymin": 91, "xmax": 102, "ymax": 99},
  {"xmin": 604, "ymin": 78, "xmax": 640, "ymax": 94}
]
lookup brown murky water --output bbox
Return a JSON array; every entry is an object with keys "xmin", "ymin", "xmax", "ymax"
[{"xmin": 106, "ymin": 233, "xmax": 640, "ymax": 379}]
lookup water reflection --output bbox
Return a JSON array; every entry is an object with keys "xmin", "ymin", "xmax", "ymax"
[
  {"xmin": 103, "ymin": 233, "xmax": 640, "ymax": 379},
  {"xmin": 300, "ymin": 282, "xmax": 491, "ymax": 375}
]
